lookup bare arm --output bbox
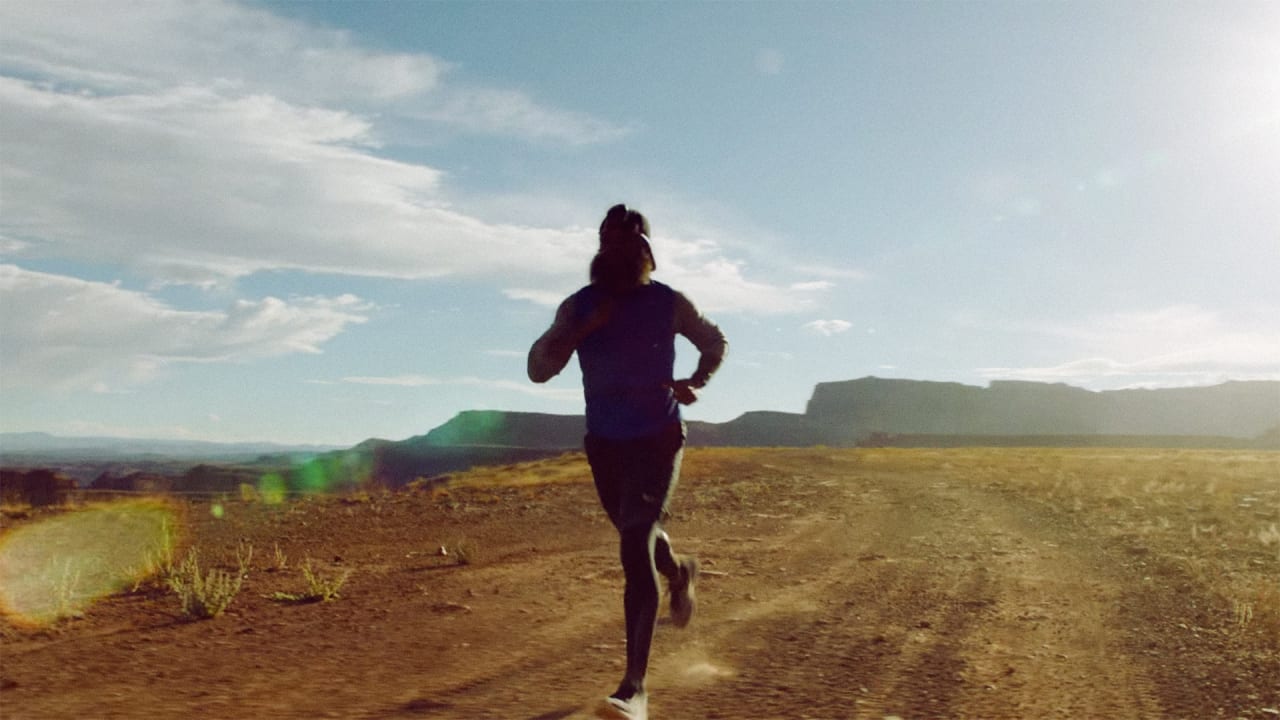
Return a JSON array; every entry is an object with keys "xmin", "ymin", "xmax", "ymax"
[
  {"xmin": 527, "ymin": 295, "xmax": 614, "ymax": 383},
  {"xmin": 670, "ymin": 290, "xmax": 727, "ymax": 403}
]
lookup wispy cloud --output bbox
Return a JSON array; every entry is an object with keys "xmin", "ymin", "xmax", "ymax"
[
  {"xmin": 0, "ymin": 0, "xmax": 795, "ymax": 312},
  {"xmin": 790, "ymin": 281, "xmax": 835, "ymax": 292},
  {"xmin": 411, "ymin": 86, "xmax": 632, "ymax": 145},
  {"xmin": 0, "ymin": 0, "xmax": 821, "ymax": 401},
  {"xmin": 503, "ymin": 288, "xmax": 569, "ymax": 308},
  {"xmin": 980, "ymin": 305, "xmax": 1280, "ymax": 389},
  {"xmin": 341, "ymin": 374, "xmax": 578, "ymax": 400},
  {"xmin": 0, "ymin": 265, "xmax": 370, "ymax": 392},
  {"xmin": 0, "ymin": 77, "xmax": 594, "ymax": 286},
  {"xmin": 0, "ymin": 0, "xmax": 620, "ymax": 289},
  {"xmin": 665, "ymin": 257, "xmax": 816, "ymax": 315},
  {"xmin": 0, "ymin": 0, "xmax": 618, "ymax": 142},
  {"xmin": 803, "ymin": 319, "xmax": 853, "ymax": 336},
  {"xmin": 793, "ymin": 264, "xmax": 869, "ymax": 282},
  {"xmin": 503, "ymin": 233, "xmax": 822, "ymax": 316}
]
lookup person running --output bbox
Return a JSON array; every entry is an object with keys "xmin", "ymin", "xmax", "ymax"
[{"xmin": 528, "ymin": 204, "xmax": 727, "ymax": 720}]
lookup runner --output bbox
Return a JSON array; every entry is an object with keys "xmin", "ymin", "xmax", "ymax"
[{"xmin": 528, "ymin": 204, "xmax": 728, "ymax": 720}]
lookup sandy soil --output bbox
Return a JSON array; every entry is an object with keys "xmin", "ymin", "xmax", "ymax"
[{"xmin": 2, "ymin": 448, "xmax": 1278, "ymax": 719}]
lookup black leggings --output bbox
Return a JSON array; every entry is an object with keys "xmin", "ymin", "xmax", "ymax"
[{"xmin": 585, "ymin": 422, "xmax": 686, "ymax": 696}]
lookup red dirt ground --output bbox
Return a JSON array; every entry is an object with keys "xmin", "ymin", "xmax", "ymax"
[{"xmin": 2, "ymin": 448, "xmax": 1278, "ymax": 719}]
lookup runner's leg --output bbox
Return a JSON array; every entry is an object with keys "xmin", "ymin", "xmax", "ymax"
[
  {"xmin": 586, "ymin": 424, "xmax": 687, "ymax": 702},
  {"xmin": 613, "ymin": 424, "xmax": 685, "ymax": 698},
  {"xmin": 615, "ymin": 522, "xmax": 661, "ymax": 698}
]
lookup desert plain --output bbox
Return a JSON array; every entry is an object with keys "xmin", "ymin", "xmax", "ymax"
[{"xmin": 2, "ymin": 447, "xmax": 1278, "ymax": 719}]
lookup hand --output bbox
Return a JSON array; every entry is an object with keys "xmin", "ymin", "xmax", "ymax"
[{"xmin": 668, "ymin": 379, "xmax": 699, "ymax": 405}]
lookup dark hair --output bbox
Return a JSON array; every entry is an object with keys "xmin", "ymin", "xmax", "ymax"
[
  {"xmin": 599, "ymin": 203, "xmax": 650, "ymax": 245},
  {"xmin": 591, "ymin": 204, "xmax": 655, "ymax": 293}
]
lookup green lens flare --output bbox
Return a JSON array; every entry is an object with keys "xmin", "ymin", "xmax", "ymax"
[{"xmin": 257, "ymin": 472, "xmax": 287, "ymax": 504}]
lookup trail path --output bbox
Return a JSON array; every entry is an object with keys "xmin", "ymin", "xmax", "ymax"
[{"xmin": 3, "ymin": 449, "xmax": 1276, "ymax": 719}]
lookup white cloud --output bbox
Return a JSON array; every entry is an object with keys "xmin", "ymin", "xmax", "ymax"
[
  {"xmin": 412, "ymin": 86, "xmax": 631, "ymax": 146},
  {"xmin": 503, "ymin": 288, "xmax": 570, "ymax": 308},
  {"xmin": 500, "ymin": 231, "xmax": 820, "ymax": 316},
  {"xmin": 793, "ymin": 264, "xmax": 869, "ymax": 282},
  {"xmin": 341, "ymin": 374, "xmax": 577, "ymax": 400},
  {"xmin": 0, "ymin": 1, "xmax": 437, "ymax": 101},
  {"xmin": 0, "ymin": 235, "xmax": 28, "ymax": 254},
  {"xmin": 0, "ymin": 0, "xmax": 805, "ymax": 316},
  {"xmin": 653, "ymin": 234, "xmax": 819, "ymax": 315},
  {"xmin": 790, "ymin": 281, "xmax": 835, "ymax": 292},
  {"xmin": 342, "ymin": 375, "xmax": 442, "ymax": 387},
  {"xmin": 0, "ymin": 265, "xmax": 369, "ymax": 391},
  {"xmin": 0, "ymin": 0, "xmax": 619, "ymax": 143},
  {"xmin": 803, "ymin": 319, "xmax": 853, "ymax": 336},
  {"xmin": 665, "ymin": 257, "xmax": 815, "ymax": 315},
  {"xmin": 980, "ymin": 305, "xmax": 1280, "ymax": 389},
  {"xmin": 0, "ymin": 78, "xmax": 601, "ymax": 286}
]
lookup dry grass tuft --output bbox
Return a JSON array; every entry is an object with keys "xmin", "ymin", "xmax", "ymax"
[
  {"xmin": 267, "ymin": 556, "xmax": 350, "ymax": 603},
  {"xmin": 167, "ymin": 550, "xmax": 243, "ymax": 619}
]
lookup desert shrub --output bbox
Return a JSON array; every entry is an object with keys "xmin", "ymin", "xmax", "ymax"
[
  {"xmin": 126, "ymin": 517, "xmax": 178, "ymax": 593},
  {"xmin": 235, "ymin": 539, "xmax": 254, "ymax": 574},
  {"xmin": 301, "ymin": 558, "xmax": 349, "ymax": 600},
  {"xmin": 269, "ymin": 542, "xmax": 289, "ymax": 571},
  {"xmin": 167, "ymin": 550, "xmax": 242, "ymax": 619},
  {"xmin": 268, "ymin": 557, "xmax": 349, "ymax": 603}
]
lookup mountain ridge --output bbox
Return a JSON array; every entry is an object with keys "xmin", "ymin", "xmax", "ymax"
[
  {"xmin": 4, "ymin": 379, "xmax": 1276, "ymax": 492},
  {"xmin": 0, "ymin": 432, "xmax": 342, "ymax": 459},
  {"xmin": 415, "ymin": 378, "xmax": 1280, "ymax": 450}
]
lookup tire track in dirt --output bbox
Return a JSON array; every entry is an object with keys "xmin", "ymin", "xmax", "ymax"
[
  {"xmin": 634, "ymin": 456, "xmax": 1165, "ymax": 719},
  {"xmin": 367, "ymin": 547, "xmax": 636, "ymax": 718}
]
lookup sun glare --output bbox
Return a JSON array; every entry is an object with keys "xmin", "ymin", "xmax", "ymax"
[{"xmin": 0, "ymin": 500, "xmax": 178, "ymax": 626}]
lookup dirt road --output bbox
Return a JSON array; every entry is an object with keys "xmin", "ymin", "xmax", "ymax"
[{"xmin": 3, "ymin": 448, "xmax": 1277, "ymax": 718}]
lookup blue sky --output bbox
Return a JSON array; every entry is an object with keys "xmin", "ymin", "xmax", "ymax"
[{"xmin": 1, "ymin": 1, "xmax": 1277, "ymax": 445}]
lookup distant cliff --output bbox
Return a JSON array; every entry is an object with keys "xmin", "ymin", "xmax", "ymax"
[
  {"xmin": 399, "ymin": 379, "xmax": 1280, "ymax": 453},
  {"xmin": 419, "ymin": 411, "xmax": 585, "ymax": 448},
  {"xmin": 805, "ymin": 378, "xmax": 1280, "ymax": 440},
  {"xmin": 108, "ymin": 379, "xmax": 1280, "ymax": 491}
]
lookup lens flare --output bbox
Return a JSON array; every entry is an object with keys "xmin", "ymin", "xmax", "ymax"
[
  {"xmin": 257, "ymin": 472, "xmax": 288, "ymax": 504},
  {"xmin": 291, "ymin": 453, "xmax": 372, "ymax": 494},
  {"xmin": 0, "ymin": 500, "xmax": 178, "ymax": 626}
]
